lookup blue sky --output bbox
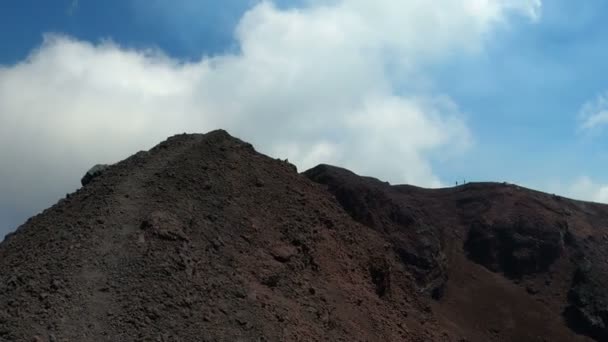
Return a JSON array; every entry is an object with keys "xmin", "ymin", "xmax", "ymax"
[
  {"xmin": 1, "ymin": 0, "xmax": 608, "ymax": 236},
  {"xmin": 429, "ymin": 0, "xmax": 608, "ymax": 185},
  {"xmin": 0, "ymin": 0, "xmax": 247, "ymax": 63}
]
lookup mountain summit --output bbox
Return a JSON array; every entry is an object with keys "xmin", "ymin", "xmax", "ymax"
[{"xmin": 1, "ymin": 130, "xmax": 607, "ymax": 341}]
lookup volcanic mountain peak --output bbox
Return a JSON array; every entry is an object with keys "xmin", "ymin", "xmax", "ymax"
[{"xmin": 1, "ymin": 130, "xmax": 607, "ymax": 341}]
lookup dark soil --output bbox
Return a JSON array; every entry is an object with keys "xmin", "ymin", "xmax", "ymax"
[{"xmin": 1, "ymin": 130, "xmax": 607, "ymax": 341}]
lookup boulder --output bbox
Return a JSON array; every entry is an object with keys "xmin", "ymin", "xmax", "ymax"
[{"xmin": 80, "ymin": 164, "xmax": 109, "ymax": 186}]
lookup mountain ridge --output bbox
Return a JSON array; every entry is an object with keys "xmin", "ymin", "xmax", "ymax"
[{"xmin": 0, "ymin": 130, "xmax": 606, "ymax": 341}]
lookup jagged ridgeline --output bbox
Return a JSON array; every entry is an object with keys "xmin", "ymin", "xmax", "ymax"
[{"xmin": 1, "ymin": 130, "xmax": 607, "ymax": 341}]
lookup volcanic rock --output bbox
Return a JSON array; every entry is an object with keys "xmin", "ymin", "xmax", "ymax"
[
  {"xmin": 1, "ymin": 130, "xmax": 608, "ymax": 341},
  {"xmin": 80, "ymin": 164, "xmax": 109, "ymax": 186}
]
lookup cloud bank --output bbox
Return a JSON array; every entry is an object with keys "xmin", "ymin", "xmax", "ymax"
[{"xmin": 0, "ymin": 0, "xmax": 540, "ymax": 232}]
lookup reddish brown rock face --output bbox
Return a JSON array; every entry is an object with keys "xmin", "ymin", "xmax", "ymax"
[
  {"xmin": 305, "ymin": 164, "xmax": 608, "ymax": 342},
  {"xmin": 1, "ymin": 130, "xmax": 607, "ymax": 341}
]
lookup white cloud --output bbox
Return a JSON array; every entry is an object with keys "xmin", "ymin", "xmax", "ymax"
[
  {"xmin": 0, "ymin": 0, "xmax": 540, "ymax": 232},
  {"xmin": 578, "ymin": 92, "xmax": 608, "ymax": 132},
  {"xmin": 565, "ymin": 177, "xmax": 608, "ymax": 203}
]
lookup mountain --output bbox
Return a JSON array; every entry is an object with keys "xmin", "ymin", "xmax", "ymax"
[{"xmin": 0, "ymin": 130, "xmax": 606, "ymax": 341}]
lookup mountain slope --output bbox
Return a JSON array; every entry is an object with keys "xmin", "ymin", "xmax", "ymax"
[
  {"xmin": 305, "ymin": 164, "xmax": 608, "ymax": 341},
  {"xmin": 0, "ymin": 131, "xmax": 438, "ymax": 341},
  {"xmin": 0, "ymin": 130, "xmax": 606, "ymax": 341}
]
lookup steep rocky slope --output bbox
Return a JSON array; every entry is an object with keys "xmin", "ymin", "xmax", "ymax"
[
  {"xmin": 305, "ymin": 165, "xmax": 608, "ymax": 341},
  {"xmin": 0, "ymin": 130, "xmax": 607, "ymax": 341}
]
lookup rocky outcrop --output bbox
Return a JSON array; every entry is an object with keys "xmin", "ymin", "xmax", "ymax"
[
  {"xmin": 464, "ymin": 219, "xmax": 565, "ymax": 278},
  {"xmin": 305, "ymin": 165, "xmax": 449, "ymax": 300},
  {"xmin": 563, "ymin": 233, "xmax": 608, "ymax": 342},
  {"xmin": 80, "ymin": 164, "xmax": 109, "ymax": 186}
]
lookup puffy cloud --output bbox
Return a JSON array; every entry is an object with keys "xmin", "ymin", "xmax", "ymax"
[{"xmin": 0, "ymin": 0, "xmax": 540, "ymax": 232}]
